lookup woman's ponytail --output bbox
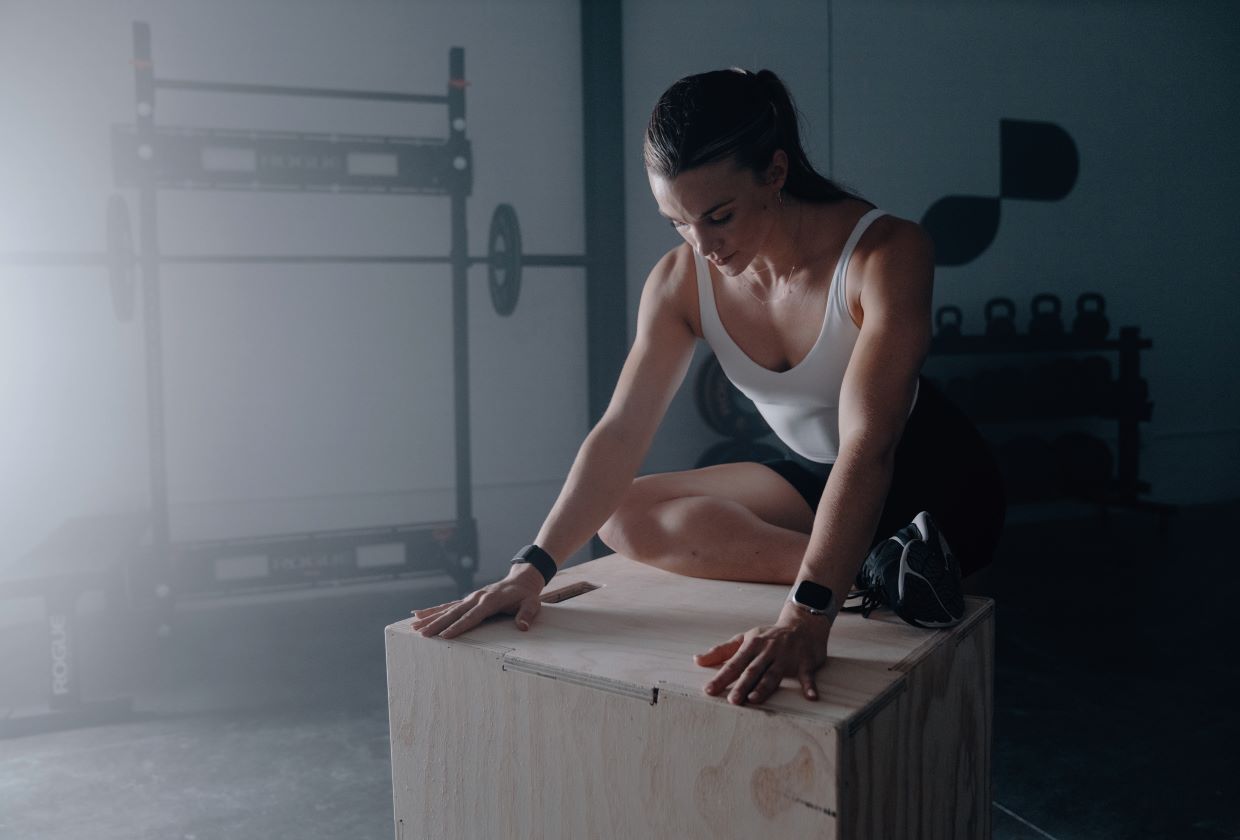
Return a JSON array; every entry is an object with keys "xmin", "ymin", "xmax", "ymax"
[{"xmin": 753, "ymin": 69, "xmax": 856, "ymax": 202}]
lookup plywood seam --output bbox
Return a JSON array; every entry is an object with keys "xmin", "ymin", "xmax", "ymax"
[{"xmin": 844, "ymin": 674, "xmax": 908, "ymax": 738}]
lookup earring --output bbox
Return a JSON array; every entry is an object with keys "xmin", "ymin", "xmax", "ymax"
[{"xmin": 777, "ymin": 189, "xmax": 784, "ymax": 207}]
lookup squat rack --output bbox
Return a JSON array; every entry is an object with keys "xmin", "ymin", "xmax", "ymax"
[
  {"xmin": 0, "ymin": 11, "xmax": 628, "ymax": 735},
  {"xmin": 113, "ymin": 21, "xmax": 483, "ymax": 624}
]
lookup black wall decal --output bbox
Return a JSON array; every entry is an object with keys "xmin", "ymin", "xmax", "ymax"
[
  {"xmin": 922, "ymin": 118, "xmax": 1079, "ymax": 267},
  {"xmin": 921, "ymin": 196, "xmax": 1000, "ymax": 268},
  {"xmin": 1000, "ymin": 119, "xmax": 1078, "ymax": 201}
]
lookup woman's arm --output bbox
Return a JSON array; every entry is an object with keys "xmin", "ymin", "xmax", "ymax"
[
  {"xmin": 697, "ymin": 219, "xmax": 934, "ymax": 705},
  {"xmin": 412, "ymin": 246, "xmax": 700, "ymax": 639},
  {"xmin": 788, "ymin": 219, "xmax": 933, "ymax": 612},
  {"xmin": 533, "ymin": 249, "xmax": 700, "ymax": 565}
]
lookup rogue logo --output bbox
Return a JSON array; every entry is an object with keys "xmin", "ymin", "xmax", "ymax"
[{"xmin": 49, "ymin": 613, "xmax": 71, "ymax": 696}]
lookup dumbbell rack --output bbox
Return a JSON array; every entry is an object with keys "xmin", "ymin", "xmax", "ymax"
[{"xmin": 926, "ymin": 326, "xmax": 1161, "ymax": 512}]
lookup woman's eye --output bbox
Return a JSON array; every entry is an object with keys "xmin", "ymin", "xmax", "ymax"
[{"xmin": 709, "ymin": 213, "xmax": 733, "ymax": 226}]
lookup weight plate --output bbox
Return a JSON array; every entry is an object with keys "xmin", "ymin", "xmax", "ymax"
[
  {"xmin": 488, "ymin": 203, "xmax": 522, "ymax": 317},
  {"xmin": 694, "ymin": 354, "xmax": 771, "ymax": 440},
  {"xmin": 106, "ymin": 194, "xmax": 136, "ymax": 322}
]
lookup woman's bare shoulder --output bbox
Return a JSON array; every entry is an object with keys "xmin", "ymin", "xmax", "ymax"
[
  {"xmin": 853, "ymin": 210, "xmax": 933, "ymax": 268},
  {"xmin": 828, "ymin": 205, "xmax": 933, "ymax": 325},
  {"xmin": 640, "ymin": 242, "xmax": 703, "ymax": 339}
]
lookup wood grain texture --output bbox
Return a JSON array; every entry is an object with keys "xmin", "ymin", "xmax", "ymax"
[
  {"xmin": 840, "ymin": 601, "xmax": 994, "ymax": 839},
  {"xmin": 387, "ymin": 554, "xmax": 993, "ymax": 839},
  {"xmin": 387, "ymin": 636, "xmax": 841, "ymax": 839}
]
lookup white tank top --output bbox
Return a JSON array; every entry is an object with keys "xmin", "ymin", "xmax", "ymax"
[{"xmin": 695, "ymin": 208, "xmax": 918, "ymax": 464}]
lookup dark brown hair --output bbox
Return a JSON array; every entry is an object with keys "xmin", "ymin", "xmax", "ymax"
[{"xmin": 643, "ymin": 68, "xmax": 859, "ymax": 202}]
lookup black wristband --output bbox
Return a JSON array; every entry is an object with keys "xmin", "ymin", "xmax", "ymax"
[{"xmin": 511, "ymin": 544, "xmax": 557, "ymax": 585}]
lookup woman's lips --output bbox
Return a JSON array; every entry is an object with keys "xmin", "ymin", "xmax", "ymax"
[{"xmin": 713, "ymin": 252, "xmax": 736, "ymax": 266}]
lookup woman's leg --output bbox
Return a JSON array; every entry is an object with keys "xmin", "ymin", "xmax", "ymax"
[
  {"xmin": 597, "ymin": 461, "xmax": 817, "ymax": 584},
  {"xmin": 875, "ymin": 379, "xmax": 1007, "ymax": 577}
]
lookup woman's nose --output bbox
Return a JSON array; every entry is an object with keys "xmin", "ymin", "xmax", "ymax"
[{"xmin": 688, "ymin": 226, "xmax": 719, "ymax": 258}]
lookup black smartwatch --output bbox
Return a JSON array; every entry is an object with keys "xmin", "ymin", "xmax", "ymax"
[
  {"xmin": 787, "ymin": 579, "xmax": 840, "ymax": 620},
  {"xmin": 511, "ymin": 544, "xmax": 557, "ymax": 585}
]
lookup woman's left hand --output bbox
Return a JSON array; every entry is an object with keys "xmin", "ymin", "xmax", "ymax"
[{"xmin": 694, "ymin": 606, "xmax": 833, "ymax": 705}]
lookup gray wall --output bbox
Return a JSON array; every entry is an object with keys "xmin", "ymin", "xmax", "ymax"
[
  {"xmin": 0, "ymin": 0, "xmax": 590, "ymax": 596},
  {"xmin": 624, "ymin": 0, "xmax": 1240, "ymax": 505},
  {"xmin": 2, "ymin": 0, "xmax": 1238, "ymax": 604}
]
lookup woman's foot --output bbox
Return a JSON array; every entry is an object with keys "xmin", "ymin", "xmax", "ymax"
[{"xmin": 848, "ymin": 511, "xmax": 965, "ymax": 628}]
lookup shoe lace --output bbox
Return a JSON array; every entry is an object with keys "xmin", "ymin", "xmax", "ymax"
[{"xmin": 842, "ymin": 586, "xmax": 883, "ymax": 619}]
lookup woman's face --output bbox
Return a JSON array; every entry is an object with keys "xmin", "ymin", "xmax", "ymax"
[{"xmin": 647, "ymin": 153, "xmax": 786, "ymax": 277}]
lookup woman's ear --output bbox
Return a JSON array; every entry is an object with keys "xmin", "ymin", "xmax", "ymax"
[{"xmin": 764, "ymin": 149, "xmax": 789, "ymax": 191}]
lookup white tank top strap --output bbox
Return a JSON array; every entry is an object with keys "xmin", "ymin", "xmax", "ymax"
[{"xmin": 831, "ymin": 207, "xmax": 887, "ymax": 316}]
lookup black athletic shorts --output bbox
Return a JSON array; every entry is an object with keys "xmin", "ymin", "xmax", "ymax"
[{"xmin": 760, "ymin": 376, "xmax": 1006, "ymax": 577}]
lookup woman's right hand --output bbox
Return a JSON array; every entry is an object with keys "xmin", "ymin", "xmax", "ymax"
[{"xmin": 411, "ymin": 562, "xmax": 547, "ymax": 639}]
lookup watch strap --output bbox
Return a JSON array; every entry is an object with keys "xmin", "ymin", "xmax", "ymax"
[{"xmin": 511, "ymin": 544, "xmax": 557, "ymax": 585}]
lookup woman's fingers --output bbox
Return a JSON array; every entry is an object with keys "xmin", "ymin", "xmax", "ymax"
[
  {"xmin": 729, "ymin": 654, "xmax": 776, "ymax": 705},
  {"xmin": 415, "ymin": 602, "xmax": 470, "ymax": 637},
  {"xmin": 411, "ymin": 600, "xmax": 457, "ymax": 619},
  {"xmin": 440, "ymin": 598, "xmax": 503, "ymax": 639},
  {"xmin": 744, "ymin": 666, "xmax": 786, "ymax": 705},
  {"xmin": 410, "ymin": 609, "xmax": 454, "ymax": 633},
  {"xmin": 799, "ymin": 667, "xmax": 819, "ymax": 701},
  {"xmin": 513, "ymin": 598, "xmax": 541, "ymax": 632},
  {"xmin": 703, "ymin": 638, "xmax": 758, "ymax": 697},
  {"xmin": 694, "ymin": 634, "xmax": 744, "ymax": 668}
]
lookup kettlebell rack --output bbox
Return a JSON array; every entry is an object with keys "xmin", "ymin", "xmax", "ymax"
[{"xmin": 927, "ymin": 293, "xmax": 1163, "ymax": 514}]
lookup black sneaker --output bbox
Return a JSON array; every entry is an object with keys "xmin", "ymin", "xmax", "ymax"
[{"xmin": 848, "ymin": 511, "xmax": 965, "ymax": 629}]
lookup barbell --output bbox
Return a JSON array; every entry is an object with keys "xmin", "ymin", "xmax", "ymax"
[{"xmin": 0, "ymin": 198, "xmax": 585, "ymax": 321}]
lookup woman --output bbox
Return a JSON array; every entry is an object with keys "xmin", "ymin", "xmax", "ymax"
[{"xmin": 413, "ymin": 68, "xmax": 1005, "ymax": 707}]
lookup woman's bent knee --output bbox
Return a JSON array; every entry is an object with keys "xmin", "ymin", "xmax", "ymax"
[{"xmin": 597, "ymin": 477, "xmax": 654, "ymax": 556}]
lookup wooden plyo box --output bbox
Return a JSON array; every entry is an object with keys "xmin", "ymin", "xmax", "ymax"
[{"xmin": 387, "ymin": 555, "xmax": 993, "ymax": 839}]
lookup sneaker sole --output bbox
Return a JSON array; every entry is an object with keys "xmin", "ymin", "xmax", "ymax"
[
  {"xmin": 896, "ymin": 540, "xmax": 964, "ymax": 628},
  {"xmin": 896, "ymin": 514, "xmax": 965, "ymax": 629}
]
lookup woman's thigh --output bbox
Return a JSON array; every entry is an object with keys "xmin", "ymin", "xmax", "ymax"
[
  {"xmin": 878, "ymin": 380, "xmax": 1006, "ymax": 575},
  {"xmin": 621, "ymin": 461, "xmax": 817, "ymax": 535}
]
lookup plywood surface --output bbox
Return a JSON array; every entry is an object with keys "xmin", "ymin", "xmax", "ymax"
[
  {"xmin": 388, "ymin": 638, "xmax": 845, "ymax": 840},
  {"xmin": 841, "ymin": 603, "xmax": 994, "ymax": 839},
  {"xmin": 388, "ymin": 553, "xmax": 991, "ymax": 728}
]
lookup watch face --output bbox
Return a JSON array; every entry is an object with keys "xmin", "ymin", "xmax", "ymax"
[{"xmin": 794, "ymin": 580, "xmax": 835, "ymax": 611}]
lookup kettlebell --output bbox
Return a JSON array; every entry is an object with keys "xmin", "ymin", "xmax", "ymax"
[
  {"xmin": 984, "ymin": 297, "xmax": 1017, "ymax": 341},
  {"xmin": 1072, "ymin": 293, "xmax": 1110, "ymax": 341},
  {"xmin": 935, "ymin": 305, "xmax": 963, "ymax": 342},
  {"xmin": 1028, "ymin": 293, "xmax": 1064, "ymax": 338}
]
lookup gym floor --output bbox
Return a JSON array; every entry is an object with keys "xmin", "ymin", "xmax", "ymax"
[{"xmin": 1, "ymin": 501, "xmax": 1236, "ymax": 839}]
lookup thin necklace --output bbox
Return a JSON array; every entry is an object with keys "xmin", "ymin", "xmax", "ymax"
[{"xmin": 741, "ymin": 202, "xmax": 805, "ymax": 305}]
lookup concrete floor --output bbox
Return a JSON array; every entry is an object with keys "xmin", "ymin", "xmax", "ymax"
[{"xmin": 2, "ymin": 502, "xmax": 1237, "ymax": 839}]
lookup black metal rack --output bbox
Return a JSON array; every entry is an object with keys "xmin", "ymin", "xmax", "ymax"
[
  {"xmin": 925, "ymin": 325, "xmax": 1165, "ymax": 514},
  {"xmin": 109, "ymin": 21, "xmax": 481, "ymax": 621},
  {"xmin": 0, "ymin": 24, "xmax": 490, "ymax": 736}
]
